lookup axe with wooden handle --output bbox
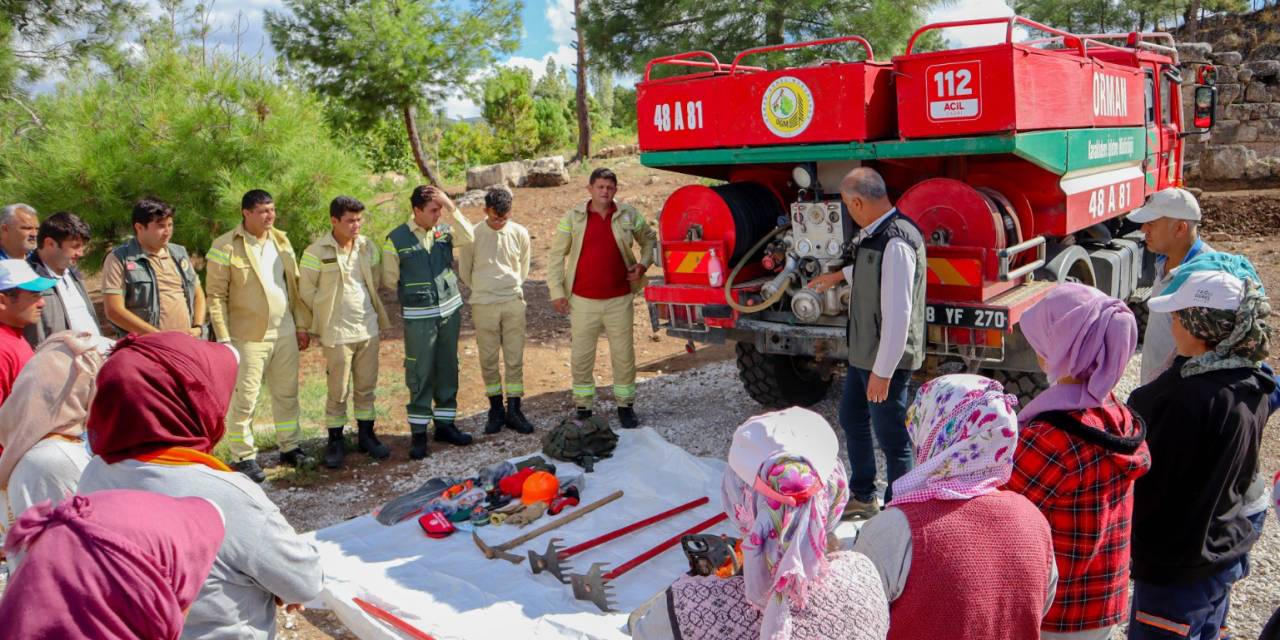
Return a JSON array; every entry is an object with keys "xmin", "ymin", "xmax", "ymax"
[{"xmin": 472, "ymin": 490, "xmax": 624, "ymax": 564}]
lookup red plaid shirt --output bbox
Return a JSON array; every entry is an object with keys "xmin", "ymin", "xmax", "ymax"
[{"xmin": 1005, "ymin": 398, "xmax": 1151, "ymax": 632}]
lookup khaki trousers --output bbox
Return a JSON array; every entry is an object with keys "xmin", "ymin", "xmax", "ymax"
[
  {"xmin": 323, "ymin": 336, "xmax": 380, "ymax": 428},
  {"xmin": 472, "ymin": 298, "xmax": 526, "ymax": 397},
  {"xmin": 225, "ymin": 336, "xmax": 300, "ymax": 461},
  {"xmin": 569, "ymin": 293, "xmax": 636, "ymax": 409}
]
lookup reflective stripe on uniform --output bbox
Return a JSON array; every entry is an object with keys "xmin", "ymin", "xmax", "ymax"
[
  {"xmin": 402, "ymin": 294, "xmax": 463, "ymax": 319},
  {"xmin": 354, "ymin": 408, "xmax": 377, "ymax": 420},
  {"xmin": 613, "ymin": 383, "xmax": 636, "ymax": 399},
  {"xmin": 572, "ymin": 384, "xmax": 595, "ymax": 398},
  {"xmin": 300, "ymin": 253, "xmax": 325, "ymax": 271},
  {"xmin": 504, "ymin": 383, "xmax": 524, "ymax": 396},
  {"xmin": 408, "ymin": 413, "xmax": 432, "ymax": 425},
  {"xmin": 484, "ymin": 384, "xmax": 502, "ymax": 396},
  {"xmin": 1134, "ymin": 611, "xmax": 1191, "ymax": 636},
  {"xmin": 275, "ymin": 421, "xmax": 299, "ymax": 432},
  {"xmin": 325, "ymin": 415, "xmax": 347, "ymax": 428},
  {"xmin": 206, "ymin": 248, "xmax": 232, "ymax": 266}
]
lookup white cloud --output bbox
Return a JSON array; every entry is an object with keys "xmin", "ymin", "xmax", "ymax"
[
  {"xmin": 443, "ymin": 93, "xmax": 481, "ymax": 120},
  {"xmin": 924, "ymin": 0, "xmax": 1016, "ymax": 49},
  {"xmin": 504, "ymin": 45, "xmax": 577, "ymax": 82},
  {"xmin": 546, "ymin": 0, "xmax": 575, "ymax": 48}
]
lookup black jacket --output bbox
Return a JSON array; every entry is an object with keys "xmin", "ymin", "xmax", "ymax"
[
  {"xmin": 1127, "ymin": 356, "xmax": 1275, "ymax": 584},
  {"xmin": 24, "ymin": 253, "xmax": 100, "ymax": 348}
]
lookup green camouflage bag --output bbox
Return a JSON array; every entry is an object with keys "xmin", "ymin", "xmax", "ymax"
[{"xmin": 542, "ymin": 415, "xmax": 618, "ymax": 472}]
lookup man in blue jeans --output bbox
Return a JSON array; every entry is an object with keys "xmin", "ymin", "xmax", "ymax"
[{"xmin": 808, "ymin": 168, "xmax": 926, "ymax": 519}]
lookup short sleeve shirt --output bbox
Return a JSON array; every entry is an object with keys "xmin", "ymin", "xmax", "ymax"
[{"xmin": 102, "ymin": 247, "xmax": 192, "ymax": 332}]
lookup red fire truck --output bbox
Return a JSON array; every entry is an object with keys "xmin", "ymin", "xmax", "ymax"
[{"xmin": 638, "ymin": 16, "xmax": 1218, "ymax": 405}]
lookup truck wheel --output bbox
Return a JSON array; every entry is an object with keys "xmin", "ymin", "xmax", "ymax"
[
  {"xmin": 1129, "ymin": 300, "xmax": 1149, "ymax": 347},
  {"xmin": 735, "ymin": 342, "xmax": 832, "ymax": 408},
  {"xmin": 984, "ymin": 368, "xmax": 1050, "ymax": 407}
]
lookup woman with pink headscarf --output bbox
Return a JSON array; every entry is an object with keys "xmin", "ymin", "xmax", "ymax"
[
  {"xmin": 1005, "ymin": 283, "xmax": 1150, "ymax": 640},
  {"xmin": 0, "ymin": 489, "xmax": 224, "ymax": 639},
  {"xmin": 629, "ymin": 407, "xmax": 889, "ymax": 640},
  {"xmin": 0, "ymin": 331, "xmax": 112, "ymax": 542},
  {"xmin": 853, "ymin": 374, "xmax": 1057, "ymax": 639}
]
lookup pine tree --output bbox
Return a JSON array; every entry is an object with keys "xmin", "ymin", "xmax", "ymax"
[
  {"xmin": 267, "ymin": 0, "xmax": 521, "ymax": 187},
  {"xmin": 583, "ymin": 0, "xmax": 940, "ymax": 74},
  {"xmin": 482, "ymin": 67, "xmax": 539, "ymax": 159}
]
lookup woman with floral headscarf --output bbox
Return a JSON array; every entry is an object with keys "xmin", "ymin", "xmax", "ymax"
[
  {"xmin": 853, "ymin": 374, "xmax": 1056, "ymax": 640},
  {"xmin": 1005, "ymin": 283, "xmax": 1150, "ymax": 640},
  {"xmin": 629, "ymin": 407, "xmax": 888, "ymax": 640},
  {"xmin": 1127, "ymin": 268, "xmax": 1274, "ymax": 640}
]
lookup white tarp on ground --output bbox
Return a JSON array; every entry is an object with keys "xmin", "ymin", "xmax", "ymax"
[{"xmin": 306, "ymin": 428, "xmax": 740, "ymax": 640}]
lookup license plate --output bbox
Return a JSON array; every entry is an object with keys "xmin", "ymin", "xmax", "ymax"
[{"xmin": 925, "ymin": 304, "xmax": 1009, "ymax": 330}]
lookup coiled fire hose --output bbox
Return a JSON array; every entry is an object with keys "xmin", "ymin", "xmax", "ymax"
[{"xmin": 723, "ymin": 223, "xmax": 792, "ymax": 313}]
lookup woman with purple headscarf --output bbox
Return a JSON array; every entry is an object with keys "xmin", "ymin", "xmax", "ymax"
[{"xmin": 1005, "ymin": 283, "xmax": 1151, "ymax": 640}]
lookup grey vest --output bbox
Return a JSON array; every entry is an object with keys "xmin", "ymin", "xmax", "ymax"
[
  {"xmin": 387, "ymin": 223, "xmax": 461, "ymax": 318},
  {"xmin": 108, "ymin": 238, "xmax": 198, "ymax": 334},
  {"xmin": 847, "ymin": 211, "xmax": 927, "ymax": 372}
]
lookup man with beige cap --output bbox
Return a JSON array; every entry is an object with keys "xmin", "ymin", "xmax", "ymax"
[{"xmin": 1127, "ymin": 188, "xmax": 1212, "ymax": 384}]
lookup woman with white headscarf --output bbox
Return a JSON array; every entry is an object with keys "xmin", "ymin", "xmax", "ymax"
[
  {"xmin": 629, "ymin": 407, "xmax": 888, "ymax": 640},
  {"xmin": 0, "ymin": 331, "xmax": 111, "ymax": 537},
  {"xmin": 853, "ymin": 374, "xmax": 1057, "ymax": 640}
]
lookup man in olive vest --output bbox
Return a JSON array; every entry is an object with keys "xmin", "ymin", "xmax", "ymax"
[
  {"xmin": 102, "ymin": 196, "xmax": 207, "ymax": 339},
  {"xmin": 808, "ymin": 167, "xmax": 926, "ymax": 519},
  {"xmin": 382, "ymin": 185, "xmax": 475, "ymax": 459}
]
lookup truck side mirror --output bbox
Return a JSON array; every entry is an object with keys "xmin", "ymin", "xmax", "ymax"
[{"xmin": 1193, "ymin": 85, "xmax": 1216, "ymax": 130}]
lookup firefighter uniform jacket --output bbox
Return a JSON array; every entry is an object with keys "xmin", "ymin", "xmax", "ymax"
[
  {"xmin": 381, "ymin": 208, "xmax": 475, "ymax": 319},
  {"xmin": 547, "ymin": 201, "xmax": 657, "ymax": 302},
  {"xmin": 297, "ymin": 233, "xmax": 391, "ymax": 348},
  {"xmin": 205, "ymin": 225, "xmax": 302, "ymax": 343}
]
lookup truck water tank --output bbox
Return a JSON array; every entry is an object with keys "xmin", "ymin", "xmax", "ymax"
[{"xmin": 659, "ymin": 182, "xmax": 784, "ymax": 268}]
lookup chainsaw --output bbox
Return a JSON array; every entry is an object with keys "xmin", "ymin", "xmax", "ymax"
[{"xmin": 681, "ymin": 533, "xmax": 743, "ymax": 578}]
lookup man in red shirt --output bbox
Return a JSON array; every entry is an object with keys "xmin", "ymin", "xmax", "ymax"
[
  {"xmin": 0, "ymin": 259, "xmax": 54, "ymax": 405},
  {"xmin": 547, "ymin": 169, "xmax": 656, "ymax": 429}
]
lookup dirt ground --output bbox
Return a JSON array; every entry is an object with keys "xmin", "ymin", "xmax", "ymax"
[{"xmin": 53, "ymin": 170, "xmax": 1280, "ymax": 639}]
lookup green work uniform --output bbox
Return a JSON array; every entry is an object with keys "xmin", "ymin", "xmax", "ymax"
[{"xmin": 382, "ymin": 211, "xmax": 474, "ymax": 434}]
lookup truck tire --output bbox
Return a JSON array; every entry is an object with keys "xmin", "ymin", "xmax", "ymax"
[
  {"xmin": 1129, "ymin": 299, "xmax": 1149, "ymax": 346},
  {"xmin": 984, "ymin": 368, "xmax": 1050, "ymax": 407},
  {"xmin": 735, "ymin": 342, "xmax": 832, "ymax": 408}
]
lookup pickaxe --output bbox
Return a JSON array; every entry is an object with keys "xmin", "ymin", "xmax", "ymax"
[
  {"xmin": 570, "ymin": 511, "xmax": 729, "ymax": 612},
  {"xmin": 528, "ymin": 496, "xmax": 710, "ymax": 583},
  {"xmin": 472, "ymin": 490, "xmax": 623, "ymax": 564}
]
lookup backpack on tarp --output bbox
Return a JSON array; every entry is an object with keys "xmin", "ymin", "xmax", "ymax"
[{"xmin": 542, "ymin": 415, "xmax": 618, "ymax": 472}]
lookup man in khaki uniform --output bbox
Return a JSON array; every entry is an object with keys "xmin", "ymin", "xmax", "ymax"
[
  {"xmin": 458, "ymin": 188, "xmax": 534, "ymax": 435},
  {"xmin": 102, "ymin": 197, "xmax": 207, "ymax": 338},
  {"xmin": 205, "ymin": 190, "xmax": 311, "ymax": 482},
  {"xmin": 298, "ymin": 196, "xmax": 393, "ymax": 469},
  {"xmin": 548, "ymin": 168, "xmax": 657, "ymax": 429}
]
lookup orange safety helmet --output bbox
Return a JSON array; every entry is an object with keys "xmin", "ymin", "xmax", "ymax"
[{"xmin": 521, "ymin": 471, "xmax": 560, "ymax": 505}]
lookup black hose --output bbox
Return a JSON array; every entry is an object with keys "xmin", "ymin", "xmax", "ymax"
[{"xmin": 712, "ymin": 182, "xmax": 785, "ymax": 265}]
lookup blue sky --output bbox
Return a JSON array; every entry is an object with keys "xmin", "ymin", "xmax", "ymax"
[{"xmin": 154, "ymin": 0, "xmax": 1015, "ymax": 118}]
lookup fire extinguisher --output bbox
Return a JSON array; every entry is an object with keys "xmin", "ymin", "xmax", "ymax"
[{"xmin": 707, "ymin": 247, "xmax": 724, "ymax": 287}]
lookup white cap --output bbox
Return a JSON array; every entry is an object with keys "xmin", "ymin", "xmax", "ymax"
[
  {"xmin": 1148, "ymin": 270, "xmax": 1245, "ymax": 313},
  {"xmin": 0, "ymin": 259, "xmax": 55, "ymax": 292},
  {"xmin": 1127, "ymin": 188, "xmax": 1202, "ymax": 223},
  {"xmin": 727, "ymin": 407, "xmax": 838, "ymax": 486}
]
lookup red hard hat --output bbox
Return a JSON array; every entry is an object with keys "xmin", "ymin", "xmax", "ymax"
[{"xmin": 521, "ymin": 471, "xmax": 560, "ymax": 505}]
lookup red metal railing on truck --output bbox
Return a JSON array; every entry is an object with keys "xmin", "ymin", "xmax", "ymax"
[
  {"xmin": 728, "ymin": 35, "xmax": 877, "ymax": 74},
  {"xmin": 643, "ymin": 51, "xmax": 765, "ymax": 83},
  {"xmin": 905, "ymin": 15, "xmax": 1092, "ymax": 56}
]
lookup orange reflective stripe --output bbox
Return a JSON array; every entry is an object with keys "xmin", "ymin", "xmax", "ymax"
[
  {"xmin": 134, "ymin": 447, "xmax": 232, "ymax": 473},
  {"xmin": 1135, "ymin": 611, "xmax": 1191, "ymax": 637},
  {"xmin": 926, "ymin": 257, "xmax": 982, "ymax": 286},
  {"xmin": 665, "ymin": 250, "xmax": 708, "ymax": 273}
]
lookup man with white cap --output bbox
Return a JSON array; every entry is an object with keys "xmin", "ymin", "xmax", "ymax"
[
  {"xmin": 0, "ymin": 259, "xmax": 54, "ymax": 405},
  {"xmin": 1128, "ymin": 268, "xmax": 1274, "ymax": 640},
  {"xmin": 1127, "ymin": 188, "xmax": 1212, "ymax": 384}
]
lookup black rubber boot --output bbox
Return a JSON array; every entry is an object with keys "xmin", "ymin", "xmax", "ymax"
[
  {"xmin": 356, "ymin": 420, "xmax": 391, "ymax": 459},
  {"xmin": 505, "ymin": 397, "xmax": 535, "ymax": 434},
  {"xmin": 484, "ymin": 396, "xmax": 506, "ymax": 435},
  {"xmin": 280, "ymin": 447, "xmax": 316, "ymax": 470},
  {"xmin": 231, "ymin": 458, "xmax": 266, "ymax": 483},
  {"xmin": 618, "ymin": 406, "xmax": 640, "ymax": 429},
  {"xmin": 323, "ymin": 427, "xmax": 346, "ymax": 469},
  {"xmin": 575, "ymin": 407, "xmax": 592, "ymax": 420},
  {"xmin": 409, "ymin": 431, "xmax": 431, "ymax": 460},
  {"xmin": 433, "ymin": 421, "xmax": 474, "ymax": 446}
]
